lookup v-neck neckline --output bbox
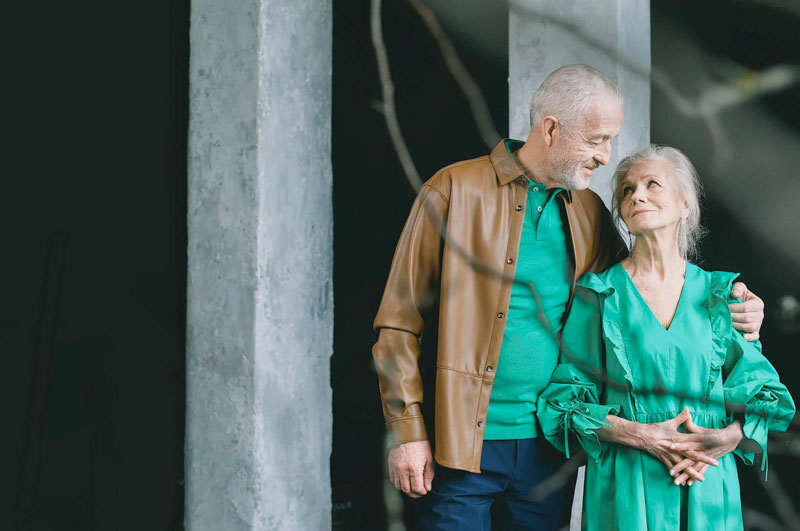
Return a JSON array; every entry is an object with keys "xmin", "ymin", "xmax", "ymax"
[{"xmin": 616, "ymin": 262, "xmax": 690, "ymax": 333}]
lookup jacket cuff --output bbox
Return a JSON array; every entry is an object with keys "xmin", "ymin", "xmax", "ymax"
[{"xmin": 385, "ymin": 415, "xmax": 428, "ymax": 447}]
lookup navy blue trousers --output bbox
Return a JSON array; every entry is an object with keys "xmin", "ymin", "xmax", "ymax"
[{"xmin": 416, "ymin": 438, "xmax": 568, "ymax": 530}]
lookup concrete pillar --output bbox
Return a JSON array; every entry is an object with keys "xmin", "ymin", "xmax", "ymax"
[
  {"xmin": 509, "ymin": 0, "xmax": 650, "ymax": 206},
  {"xmin": 186, "ymin": 0, "xmax": 332, "ymax": 529}
]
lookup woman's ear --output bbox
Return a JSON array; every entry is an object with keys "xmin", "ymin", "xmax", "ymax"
[{"xmin": 681, "ymin": 199, "xmax": 691, "ymax": 219}]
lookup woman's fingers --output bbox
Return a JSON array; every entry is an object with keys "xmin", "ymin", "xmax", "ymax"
[
  {"xmin": 669, "ymin": 407, "xmax": 691, "ymax": 427},
  {"xmin": 684, "ymin": 414, "xmax": 703, "ymax": 433},
  {"xmin": 656, "ymin": 450, "xmax": 681, "ymax": 470},
  {"xmin": 674, "ymin": 464, "xmax": 705, "ymax": 485},
  {"xmin": 683, "ymin": 449, "xmax": 719, "ymax": 467},
  {"xmin": 669, "ymin": 457, "xmax": 695, "ymax": 477},
  {"xmin": 668, "ymin": 439, "xmax": 721, "ymax": 466},
  {"xmin": 687, "ymin": 463, "xmax": 712, "ymax": 486}
]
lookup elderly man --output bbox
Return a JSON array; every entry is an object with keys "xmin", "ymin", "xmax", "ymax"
[{"xmin": 372, "ymin": 65, "xmax": 763, "ymax": 529}]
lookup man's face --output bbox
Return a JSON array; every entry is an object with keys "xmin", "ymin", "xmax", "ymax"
[{"xmin": 547, "ymin": 96, "xmax": 623, "ymax": 190}]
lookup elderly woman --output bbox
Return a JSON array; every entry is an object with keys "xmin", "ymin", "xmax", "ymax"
[{"xmin": 536, "ymin": 145, "xmax": 795, "ymax": 530}]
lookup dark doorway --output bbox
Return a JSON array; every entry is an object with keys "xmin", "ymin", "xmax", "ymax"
[{"xmin": 2, "ymin": 1, "xmax": 190, "ymax": 529}]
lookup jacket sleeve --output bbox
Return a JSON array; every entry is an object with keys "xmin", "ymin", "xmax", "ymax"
[
  {"xmin": 372, "ymin": 183, "xmax": 448, "ymax": 446},
  {"xmin": 723, "ymin": 329, "xmax": 795, "ymax": 476},
  {"xmin": 537, "ymin": 285, "xmax": 620, "ymax": 460}
]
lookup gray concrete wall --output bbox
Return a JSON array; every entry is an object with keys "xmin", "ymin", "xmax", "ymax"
[
  {"xmin": 509, "ymin": 0, "xmax": 650, "ymax": 206},
  {"xmin": 186, "ymin": 0, "xmax": 333, "ymax": 529}
]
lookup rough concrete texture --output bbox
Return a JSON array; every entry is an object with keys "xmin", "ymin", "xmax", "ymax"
[
  {"xmin": 509, "ymin": 0, "xmax": 650, "ymax": 206},
  {"xmin": 186, "ymin": 0, "xmax": 332, "ymax": 529}
]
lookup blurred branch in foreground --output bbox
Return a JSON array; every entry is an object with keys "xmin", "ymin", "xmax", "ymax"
[
  {"xmin": 408, "ymin": 0, "xmax": 501, "ymax": 149},
  {"xmin": 370, "ymin": 0, "xmax": 799, "ymax": 527}
]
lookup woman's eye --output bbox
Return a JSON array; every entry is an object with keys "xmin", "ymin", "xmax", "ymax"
[
  {"xmin": 648, "ymin": 180, "xmax": 660, "ymax": 188},
  {"xmin": 622, "ymin": 187, "xmax": 632, "ymax": 195}
]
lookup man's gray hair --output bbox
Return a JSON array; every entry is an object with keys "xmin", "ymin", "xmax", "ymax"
[
  {"xmin": 611, "ymin": 144, "xmax": 707, "ymax": 260},
  {"xmin": 529, "ymin": 65, "xmax": 622, "ymax": 130}
]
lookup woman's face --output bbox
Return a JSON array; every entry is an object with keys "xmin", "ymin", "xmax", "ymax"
[{"xmin": 618, "ymin": 160, "xmax": 690, "ymax": 236}]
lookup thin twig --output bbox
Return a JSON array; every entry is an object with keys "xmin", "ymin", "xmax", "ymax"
[
  {"xmin": 371, "ymin": 0, "xmax": 799, "ymax": 506},
  {"xmin": 756, "ymin": 466, "xmax": 800, "ymax": 530},
  {"xmin": 371, "ymin": 0, "xmax": 423, "ymax": 191},
  {"xmin": 407, "ymin": 0, "xmax": 501, "ymax": 149}
]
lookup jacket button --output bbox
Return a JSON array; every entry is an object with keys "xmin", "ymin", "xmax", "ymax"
[
  {"xmin": 515, "ymin": 205, "xmax": 523, "ymax": 211},
  {"xmin": 506, "ymin": 258, "xmax": 513, "ymax": 264},
  {"xmin": 486, "ymin": 365, "xmax": 493, "ymax": 373},
  {"xmin": 477, "ymin": 420, "xmax": 483, "ymax": 428},
  {"xmin": 497, "ymin": 312, "xmax": 504, "ymax": 319}
]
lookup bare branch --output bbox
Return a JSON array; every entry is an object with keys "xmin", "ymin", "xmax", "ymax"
[
  {"xmin": 529, "ymin": 453, "xmax": 586, "ymax": 502},
  {"xmin": 372, "ymin": 1, "xmax": 800, "ymax": 516},
  {"xmin": 407, "ymin": 0, "xmax": 501, "ymax": 149},
  {"xmin": 371, "ymin": 0, "xmax": 423, "ymax": 191},
  {"xmin": 382, "ymin": 434, "xmax": 408, "ymax": 531},
  {"xmin": 756, "ymin": 466, "xmax": 800, "ymax": 530}
]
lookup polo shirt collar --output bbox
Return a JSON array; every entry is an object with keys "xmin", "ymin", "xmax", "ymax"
[{"xmin": 489, "ymin": 139, "xmax": 573, "ymax": 203}]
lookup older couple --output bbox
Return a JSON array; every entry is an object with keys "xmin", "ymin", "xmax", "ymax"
[{"xmin": 372, "ymin": 65, "xmax": 794, "ymax": 530}]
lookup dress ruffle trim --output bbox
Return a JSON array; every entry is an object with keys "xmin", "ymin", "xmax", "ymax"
[
  {"xmin": 577, "ymin": 272, "xmax": 636, "ymax": 397},
  {"xmin": 705, "ymin": 270, "xmax": 740, "ymax": 399}
]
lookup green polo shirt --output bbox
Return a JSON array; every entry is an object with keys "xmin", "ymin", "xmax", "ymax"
[{"xmin": 484, "ymin": 141, "xmax": 572, "ymax": 440}]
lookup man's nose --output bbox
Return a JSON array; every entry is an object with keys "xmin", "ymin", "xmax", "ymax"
[{"xmin": 593, "ymin": 142, "xmax": 612, "ymax": 166}]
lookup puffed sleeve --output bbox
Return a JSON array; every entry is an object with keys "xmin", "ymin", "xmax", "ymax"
[
  {"xmin": 723, "ymin": 330, "xmax": 795, "ymax": 477},
  {"xmin": 537, "ymin": 282, "xmax": 621, "ymax": 460}
]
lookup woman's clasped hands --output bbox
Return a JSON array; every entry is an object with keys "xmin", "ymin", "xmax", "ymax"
[{"xmin": 636, "ymin": 407, "xmax": 744, "ymax": 487}]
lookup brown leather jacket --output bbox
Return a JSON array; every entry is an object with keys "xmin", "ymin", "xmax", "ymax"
[{"xmin": 372, "ymin": 140, "xmax": 626, "ymax": 472}]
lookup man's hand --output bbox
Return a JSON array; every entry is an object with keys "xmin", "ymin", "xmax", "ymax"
[
  {"xmin": 667, "ymin": 416, "xmax": 743, "ymax": 486},
  {"xmin": 388, "ymin": 440, "xmax": 435, "ymax": 498},
  {"xmin": 729, "ymin": 282, "xmax": 764, "ymax": 341}
]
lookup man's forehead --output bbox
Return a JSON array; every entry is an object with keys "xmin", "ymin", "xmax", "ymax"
[{"xmin": 582, "ymin": 98, "xmax": 623, "ymax": 131}]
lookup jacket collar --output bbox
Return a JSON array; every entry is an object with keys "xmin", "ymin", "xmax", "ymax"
[{"xmin": 489, "ymin": 139, "xmax": 573, "ymax": 203}]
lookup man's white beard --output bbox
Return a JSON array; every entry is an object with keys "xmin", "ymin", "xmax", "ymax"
[{"xmin": 551, "ymin": 159, "xmax": 591, "ymax": 191}]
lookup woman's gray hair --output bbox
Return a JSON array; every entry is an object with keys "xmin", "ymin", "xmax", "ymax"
[
  {"xmin": 611, "ymin": 144, "xmax": 707, "ymax": 260},
  {"xmin": 529, "ymin": 65, "xmax": 622, "ymax": 130}
]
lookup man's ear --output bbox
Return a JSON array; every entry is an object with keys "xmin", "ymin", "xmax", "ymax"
[{"xmin": 542, "ymin": 115, "xmax": 558, "ymax": 146}]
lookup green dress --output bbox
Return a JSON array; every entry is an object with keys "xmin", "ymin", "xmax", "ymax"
[{"xmin": 537, "ymin": 262, "xmax": 795, "ymax": 531}]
